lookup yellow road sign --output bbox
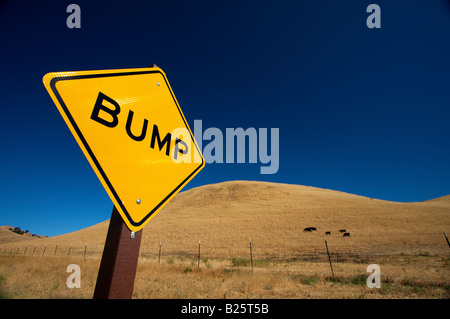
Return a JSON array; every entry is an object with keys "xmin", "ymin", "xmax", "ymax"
[{"xmin": 43, "ymin": 67, "xmax": 205, "ymax": 231}]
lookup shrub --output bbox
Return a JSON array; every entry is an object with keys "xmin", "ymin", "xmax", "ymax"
[
  {"xmin": 11, "ymin": 227, "xmax": 25, "ymax": 235},
  {"xmin": 290, "ymin": 274, "xmax": 318, "ymax": 285},
  {"xmin": 230, "ymin": 257, "xmax": 251, "ymax": 267},
  {"xmin": 326, "ymin": 274, "xmax": 368, "ymax": 286},
  {"xmin": 202, "ymin": 257, "xmax": 212, "ymax": 269},
  {"xmin": 351, "ymin": 274, "xmax": 367, "ymax": 286}
]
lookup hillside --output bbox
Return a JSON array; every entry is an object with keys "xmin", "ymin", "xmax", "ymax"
[
  {"xmin": 422, "ymin": 195, "xmax": 450, "ymax": 207},
  {"xmin": 0, "ymin": 226, "xmax": 46, "ymax": 245},
  {"xmin": 1, "ymin": 181, "xmax": 449, "ymax": 257}
]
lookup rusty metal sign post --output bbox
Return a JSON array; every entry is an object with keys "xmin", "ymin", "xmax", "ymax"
[{"xmin": 93, "ymin": 206, "xmax": 142, "ymax": 299}]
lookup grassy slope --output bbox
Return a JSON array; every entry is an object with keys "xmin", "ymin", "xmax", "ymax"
[{"xmin": 1, "ymin": 181, "xmax": 449, "ymax": 253}]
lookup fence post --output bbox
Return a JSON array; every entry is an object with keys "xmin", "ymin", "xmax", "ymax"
[
  {"xmin": 54, "ymin": 245, "xmax": 58, "ymax": 256},
  {"xmin": 68, "ymin": 245, "xmax": 72, "ymax": 256},
  {"xmin": 24, "ymin": 246, "xmax": 27, "ymax": 255},
  {"xmin": 32, "ymin": 246, "xmax": 36, "ymax": 255},
  {"xmin": 42, "ymin": 245, "xmax": 47, "ymax": 257},
  {"xmin": 198, "ymin": 240, "xmax": 201, "ymax": 268},
  {"xmin": 250, "ymin": 238, "xmax": 253, "ymax": 271},
  {"xmin": 324, "ymin": 236, "xmax": 335, "ymax": 277},
  {"xmin": 444, "ymin": 232, "xmax": 450, "ymax": 249},
  {"xmin": 83, "ymin": 244, "xmax": 87, "ymax": 258},
  {"xmin": 158, "ymin": 242, "xmax": 162, "ymax": 264}
]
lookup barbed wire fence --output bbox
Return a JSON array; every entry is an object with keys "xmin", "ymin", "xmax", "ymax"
[{"xmin": 1, "ymin": 232, "xmax": 449, "ymax": 270}]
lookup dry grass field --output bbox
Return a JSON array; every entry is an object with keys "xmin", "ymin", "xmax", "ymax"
[
  {"xmin": 0, "ymin": 253, "xmax": 448, "ymax": 299},
  {"xmin": 0, "ymin": 181, "xmax": 449, "ymax": 299}
]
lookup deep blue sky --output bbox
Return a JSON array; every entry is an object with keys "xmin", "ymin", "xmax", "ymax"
[{"xmin": 1, "ymin": 1, "xmax": 449, "ymax": 236}]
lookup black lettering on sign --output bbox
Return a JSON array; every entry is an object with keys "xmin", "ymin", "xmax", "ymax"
[
  {"xmin": 126, "ymin": 110, "xmax": 148, "ymax": 141},
  {"xmin": 90, "ymin": 92, "xmax": 120, "ymax": 128},
  {"xmin": 90, "ymin": 92, "xmax": 185, "ymax": 160},
  {"xmin": 150, "ymin": 124, "xmax": 171, "ymax": 156},
  {"xmin": 174, "ymin": 138, "xmax": 188, "ymax": 160}
]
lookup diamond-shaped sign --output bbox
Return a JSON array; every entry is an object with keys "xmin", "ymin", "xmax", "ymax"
[{"xmin": 43, "ymin": 67, "xmax": 204, "ymax": 231}]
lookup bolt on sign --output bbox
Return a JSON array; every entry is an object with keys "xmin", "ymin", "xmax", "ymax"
[{"xmin": 43, "ymin": 67, "xmax": 205, "ymax": 231}]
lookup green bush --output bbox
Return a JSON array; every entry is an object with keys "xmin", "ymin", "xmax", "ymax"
[
  {"xmin": 230, "ymin": 257, "xmax": 251, "ymax": 267},
  {"xmin": 290, "ymin": 274, "xmax": 318, "ymax": 285},
  {"xmin": 351, "ymin": 274, "xmax": 368, "ymax": 286}
]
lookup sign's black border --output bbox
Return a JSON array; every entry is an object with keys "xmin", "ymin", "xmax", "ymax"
[{"xmin": 49, "ymin": 69, "xmax": 204, "ymax": 228}]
